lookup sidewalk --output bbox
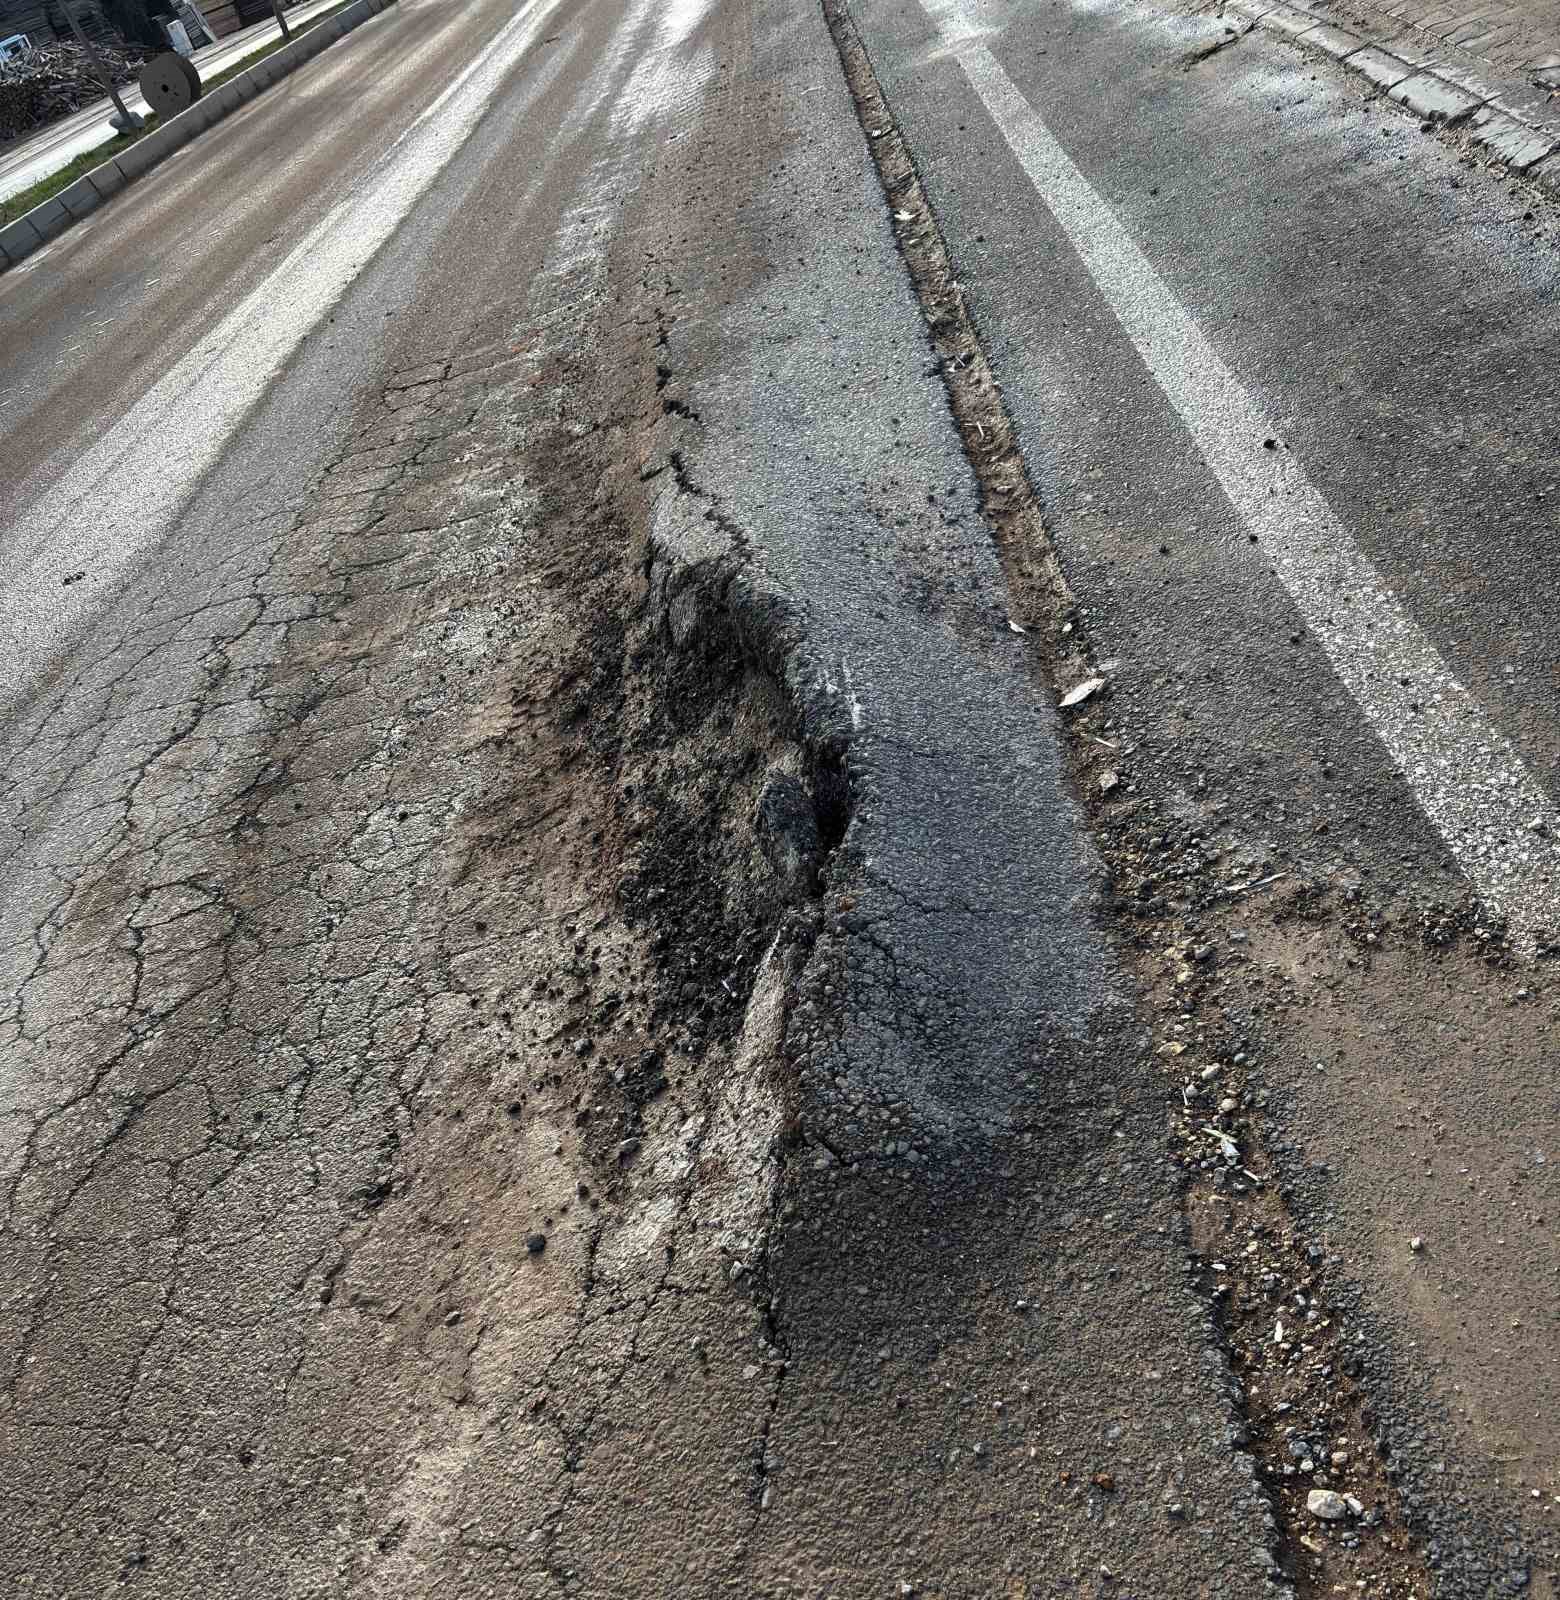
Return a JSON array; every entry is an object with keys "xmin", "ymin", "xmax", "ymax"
[
  {"xmin": 1201, "ymin": 0, "xmax": 1560, "ymax": 182},
  {"xmin": 0, "ymin": 0, "xmax": 347, "ymax": 204},
  {"xmin": 1297, "ymin": 0, "xmax": 1560, "ymax": 75}
]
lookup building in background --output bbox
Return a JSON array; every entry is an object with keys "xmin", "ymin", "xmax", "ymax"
[
  {"xmin": 0, "ymin": 0, "xmax": 243, "ymax": 47},
  {"xmin": 0, "ymin": 0, "xmax": 110, "ymax": 45}
]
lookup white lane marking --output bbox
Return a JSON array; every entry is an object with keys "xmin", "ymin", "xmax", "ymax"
[
  {"xmin": 1, "ymin": 0, "xmax": 564, "ymax": 711},
  {"xmin": 922, "ymin": 6, "xmax": 1560, "ymax": 942}
]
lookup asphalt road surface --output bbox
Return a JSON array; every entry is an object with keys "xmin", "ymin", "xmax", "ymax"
[{"xmin": 1, "ymin": 0, "xmax": 1556, "ymax": 1594}]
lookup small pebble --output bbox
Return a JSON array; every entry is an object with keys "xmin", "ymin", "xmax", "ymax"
[{"xmin": 1307, "ymin": 1489, "xmax": 1347, "ymax": 1521}]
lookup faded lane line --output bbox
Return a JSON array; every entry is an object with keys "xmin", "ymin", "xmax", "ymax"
[
  {"xmin": 919, "ymin": 4, "xmax": 1560, "ymax": 944},
  {"xmin": 1, "ymin": 0, "xmax": 565, "ymax": 715}
]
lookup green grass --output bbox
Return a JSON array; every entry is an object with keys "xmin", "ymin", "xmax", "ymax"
[
  {"xmin": 0, "ymin": 121, "xmax": 156, "ymax": 228},
  {"xmin": 0, "ymin": 0, "xmax": 364, "ymax": 230}
]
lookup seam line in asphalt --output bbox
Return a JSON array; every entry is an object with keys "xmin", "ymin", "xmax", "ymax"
[{"xmin": 921, "ymin": 2, "xmax": 1560, "ymax": 945}]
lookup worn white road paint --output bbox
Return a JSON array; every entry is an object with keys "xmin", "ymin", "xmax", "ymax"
[
  {"xmin": 2, "ymin": 0, "xmax": 564, "ymax": 705},
  {"xmin": 921, "ymin": 2, "xmax": 1560, "ymax": 943},
  {"xmin": 608, "ymin": 0, "xmax": 717, "ymax": 136}
]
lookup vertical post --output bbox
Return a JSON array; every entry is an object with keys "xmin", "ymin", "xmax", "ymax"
[
  {"xmin": 270, "ymin": 0, "xmax": 291, "ymax": 40},
  {"xmin": 61, "ymin": 0, "xmax": 140, "ymax": 128}
]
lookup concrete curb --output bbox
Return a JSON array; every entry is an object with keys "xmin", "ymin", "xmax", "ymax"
[
  {"xmin": 0, "ymin": 0, "xmax": 398, "ymax": 273},
  {"xmin": 1219, "ymin": 0, "xmax": 1560, "ymax": 195}
]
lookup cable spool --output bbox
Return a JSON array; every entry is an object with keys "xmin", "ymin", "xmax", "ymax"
[{"xmin": 138, "ymin": 52, "xmax": 203, "ymax": 119}]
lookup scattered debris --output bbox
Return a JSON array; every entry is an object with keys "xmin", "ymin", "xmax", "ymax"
[
  {"xmin": 1059, "ymin": 676, "xmax": 1105, "ymax": 709},
  {"xmin": 1307, "ymin": 1489, "xmax": 1349, "ymax": 1521},
  {"xmin": 1220, "ymin": 870, "xmax": 1288, "ymax": 899}
]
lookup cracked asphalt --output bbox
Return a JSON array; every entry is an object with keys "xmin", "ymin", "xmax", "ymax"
[
  {"xmin": 3, "ymin": 0, "xmax": 1280, "ymax": 1589},
  {"xmin": 1, "ymin": 0, "xmax": 1558, "ymax": 1593}
]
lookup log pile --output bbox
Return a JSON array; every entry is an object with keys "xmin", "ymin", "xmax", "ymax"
[{"xmin": 0, "ymin": 41, "xmax": 147, "ymax": 143}]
